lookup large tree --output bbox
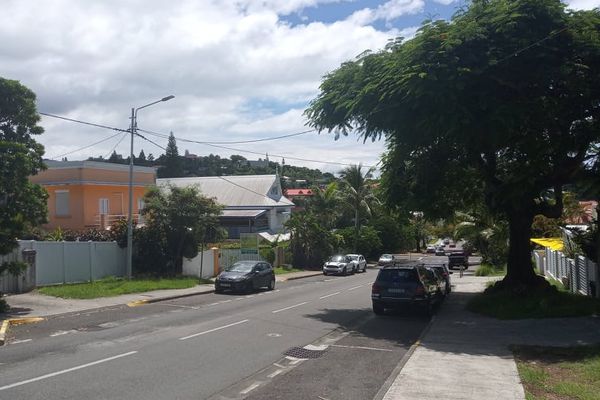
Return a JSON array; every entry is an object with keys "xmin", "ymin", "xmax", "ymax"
[
  {"xmin": 159, "ymin": 132, "xmax": 183, "ymax": 178},
  {"xmin": 306, "ymin": 0, "xmax": 600, "ymax": 288},
  {"xmin": 0, "ymin": 78, "xmax": 48, "ymax": 268}
]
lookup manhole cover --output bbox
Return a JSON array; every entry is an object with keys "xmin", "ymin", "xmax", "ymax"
[{"xmin": 283, "ymin": 346, "xmax": 328, "ymax": 359}]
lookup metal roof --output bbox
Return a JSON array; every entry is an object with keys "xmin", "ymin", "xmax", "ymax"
[
  {"xmin": 157, "ymin": 175, "xmax": 294, "ymax": 208},
  {"xmin": 221, "ymin": 209, "xmax": 267, "ymax": 218}
]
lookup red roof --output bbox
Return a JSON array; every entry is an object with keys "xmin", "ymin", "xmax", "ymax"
[{"xmin": 285, "ymin": 189, "xmax": 314, "ymax": 196}]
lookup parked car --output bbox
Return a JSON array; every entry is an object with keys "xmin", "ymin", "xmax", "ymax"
[
  {"xmin": 430, "ymin": 264, "xmax": 452, "ymax": 294},
  {"xmin": 449, "ymin": 242, "xmax": 456, "ymax": 248},
  {"xmin": 443, "ymin": 238, "xmax": 450, "ymax": 245},
  {"xmin": 435, "ymin": 246, "xmax": 446, "ymax": 256},
  {"xmin": 426, "ymin": 245, "xmax": 436, "ymax": 253},
  {"xmin": 215, "ymin": 260, "xmax": 275, "ymax": 294},
  {"xmin": 371, "ymin": 265, "xmax": 442, "ymax": 316},
  {"xmin": 378, "ymin": 254, "xmax": 395, "ymax": 266},
  {"xmin": 448, "ymin": 251, "xmax": 469, "ymax": 269},
  {"xmin": 323, "ymin": 254, "xmax": 355, "ymax": 275},
  {"xmin": 347, "ymin": 254, "xmax": 367, "ymax": 272}
]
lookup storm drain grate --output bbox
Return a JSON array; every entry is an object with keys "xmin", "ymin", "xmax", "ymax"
[{"xmin": 283, "ymin": 346, "xmax": 328, "ymax": 359}]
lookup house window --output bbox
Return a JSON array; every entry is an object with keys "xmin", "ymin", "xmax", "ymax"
[
  {"xmin": 99, "ymin": 198, "xmax": 109, "ymax": 215},
  {"xmin": 137, "ymin": 198, "xmax": 145, "ymax": 212},
  {"xmin": 55, "ymin": 190, "xmax": 70, "ymax": 216}
]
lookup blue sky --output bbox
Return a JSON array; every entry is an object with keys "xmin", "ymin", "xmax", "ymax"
[{"xmin": 0, "ymin": 0, "xmax": 597, "ymax": 173}]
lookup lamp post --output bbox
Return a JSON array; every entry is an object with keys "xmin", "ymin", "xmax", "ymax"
[{"xmin": 126, "ymin": 95, "xmax": 174, "ymax": 279}]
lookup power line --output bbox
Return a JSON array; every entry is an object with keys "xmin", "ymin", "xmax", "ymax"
[
  {"xmin": 40, "ymin": 112, "xmax": 129, "ymax": 133},
  {"xmin": 138, "ymin": 128, "xmax": 374, "ymax": 168},
  {"xmin": 135, "ymin": 132, "xmax": 167, "ymax": 151},
  {"xmin": 104, "ymin": 132, "xmax": 128, "ymax": 159},
  {"xmin": 50, "ymin": 132, "xmax": 123, "ymax": 160}
]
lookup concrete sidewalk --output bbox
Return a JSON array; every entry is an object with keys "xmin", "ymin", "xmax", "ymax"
[
  {"xmin": 381, "ymin": 274, "xmax": 600, "ymax": 400},
  {"xmin": 1, "ymin": 270, "xmax": 323, "ymax": 319}
]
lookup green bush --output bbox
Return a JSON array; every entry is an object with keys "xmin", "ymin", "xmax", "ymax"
[
  {"xmin": 475, "ymin": 264, "xmax": 506, "ymax": 276},
  {"xmin": 337, "ymin": 225, "xmax": 382, "ymax": 259},
  {"xmin": 0, "ymin": 298, "xmax": 8, "ymax": 313},
  {"xmin": 259, "ymin": 247, "xmax": 276, "ymax": 264}
]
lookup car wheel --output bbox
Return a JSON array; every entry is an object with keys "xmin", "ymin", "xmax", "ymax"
[
  {"xmin": 351, "ymin": 265, "xmax": 356, "ymax": 275},
  {"xmin": 343, "ymin": 267, "xmax": 347, "ymax": 276},
  {"xmin": 215, "ymin": 287, "xmax": 223, "ymax": 294},
  {"xmin": 373, "ymin": 302, "xmax": 385, "ymax": 315},
  {"xmin": 268, "ymin": 277, "xmax": 275, "ymax": 291},
  {"xmin": 245, "ymin": 281, "xmax": 254, "ymax": 294},
  {"xmin": 323, "ymin": 271, "xmax": 328, "ymax": 276}
]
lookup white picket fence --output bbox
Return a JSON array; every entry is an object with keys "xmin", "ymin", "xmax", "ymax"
[{"xmin": 533, "ymin": 248, "xmax": 599, "ymax": 297}]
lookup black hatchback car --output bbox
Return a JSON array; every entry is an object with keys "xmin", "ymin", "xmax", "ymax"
[
  {"xmin": 371, "ymin": 265, "xmax": 442, "ymax": 316},
  {"xmin": 215, "ymin": 261, "xmax": 276, "ymax": 294}
]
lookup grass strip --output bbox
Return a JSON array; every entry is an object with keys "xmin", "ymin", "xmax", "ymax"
[
  {"xmin": 38, "ymin": 276, "xmax": 202, "ymax": 299},
  {"xmin": 273, "ymin": 266, "xmax": 303, "ymax": 275},
  {"xmin": 514, "ymin": 344, "xmax": 600, "ymax": 400}
]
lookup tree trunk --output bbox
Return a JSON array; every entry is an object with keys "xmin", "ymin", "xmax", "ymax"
[{"xmin": 503, "ymin": 210, "xmax": 539, "ymax": 286}]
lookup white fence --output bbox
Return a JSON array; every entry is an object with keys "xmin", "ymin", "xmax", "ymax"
[
  {"xmin": 219, "ymin": 249, "xmax": 264, "ymax": 270},
  {"xmin": 533, "ymin": 248, "xmax": 599, "ymax": 298},
  {"xmin": 182, "ymin": 249, "xmax": 217, "ymax": 279}
]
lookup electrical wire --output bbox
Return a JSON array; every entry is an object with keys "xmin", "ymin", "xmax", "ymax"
[
  {"xmin": 50, "ymin": 132, "xmax": 124, "ymax": 160},
  {"xmin": 40, "ymin": 112, "xmax": 129, "ymax": 133},
  {"xmin": 104, "ymin": 132, "xmax": 128, "ymax": 159}
]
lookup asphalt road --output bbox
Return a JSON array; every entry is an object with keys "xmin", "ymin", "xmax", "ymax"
[{"xmin": 0, "ymin": 268, "xmax": 433, "ymax": 400}]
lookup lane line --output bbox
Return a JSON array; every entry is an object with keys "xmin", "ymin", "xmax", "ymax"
[
  {"xmin": 0, "ymin": 351, "xmax": 137, "ymax": 391},
  {"xmin": 272, "ymin": 302, "xmax": 308, "ymax": 314},
  {"xmin": 179, "ymin": 319, "xmax": 249, "ymax": 341},
  {"xmin": 163, "ymin": 304, "xmax": 199, "ymax": 310},
  {"xmin": 273, "ymin": 363, "xmax": 285, "ymax": 369},
  {"xmin": 240, "ymin": 383, "xmax": 260, "ymax": 395},
  {"xmin": 347, "ymin": 285, "xmax": 363, "ymax": 291},
  {"xmin": 220, "ymin": 300, "xmax": 232, "ymax": 304},
  {"xmin": 330, "ymin": 344, "xmax": 394, "ymax": 352},
  {"xmin": 267, "ymin": 369, "xmax": 283, "ymax": 378},
  {"xmin": 10, "ymin": 339, "xmax": 32, "ymax": 345},
  {"xmin": 319, "ymin": 292, "xmax": 340, "ymax": 299},
  {"xmin": 207, "ymin": 302, "xmax": 221, "ymax": 306}
]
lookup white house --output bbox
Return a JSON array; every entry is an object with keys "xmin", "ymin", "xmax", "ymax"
[{"xmin": 157, "ymin": 175, "xmax": 294, "ymax": 239}]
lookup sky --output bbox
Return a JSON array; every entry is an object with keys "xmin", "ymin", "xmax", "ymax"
[{"xmin": 2, "ymin": 0, "xmax": 598, "ymax": 174}]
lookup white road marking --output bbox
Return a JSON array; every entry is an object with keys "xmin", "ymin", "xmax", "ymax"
[
  {"xmin": 207, "ymin": 302, "xmax": 221, "ymax": 306},
  {"xmin": 0, "ymin": 351, "xmax": 137, "ymax": 391},
  {"xmin": 319, "ymin": 292, "xmax": 340, "ymax": 299},
  {"xmin": 49, "ymin": 330, "xmax": 76, "ymax": 337},
  {"xmin": 235, "ymin": 297, "xmax": 245, "ymax": 301},
  {"xmin": 330, "ymin": 344, "xmax": 394, "ymax": 352},
  {"xmin": 220, "ymin": 300, "xmax": 232, "ymax": 303},
  {"xmin": 272, "ymin": 302, "xmax": 308, "ymax": 314},
  {"xmin": 267, "ymin": 369, "xmax": 283, "ymax": 378},
  {"xmin": 273, "ymin": 363, "xmax": 285, "ymax": 369},
  {"xmin": 179, "ymin": 319, "xmax": 249, "ymax": 341},
  {"xmin": 304, "ymin": 344, "xmax": 329, "ymax": 351},
  {"xmin": 347, "ymin": 285, "xmax": 363, "ymax": 291},
  {"xmin": 98, "ymin": 322, "xmax": 119, "ymax": 328},
  {"xmin": 240, "ymin": 383, "xmax": 260, "ymax": 394},
  {"xmin": 163, "ymin": 304, "xmax": 199, "ymax": 310},
  {"xmin": 10, "ymin": 339, "xmax": 32, "ymax": 345}
]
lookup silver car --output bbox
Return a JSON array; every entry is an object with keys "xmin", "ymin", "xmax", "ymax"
[
  {"xmin": 323, "ymin": 255, "xmax": 355, "ymax": 276},
  {"xmin": 347, "ymin": 254, "xmax": 367, "ymax": 272}
]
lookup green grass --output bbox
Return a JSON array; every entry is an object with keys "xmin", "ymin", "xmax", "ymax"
[
  {"xmin": 273, "ymin": 266, "xmax": 303, "ymax": 275},
  {"xmin": 38, "ymin": 276, "xmax": 203, "ymax": 299},
  {"xmin": 515, "ymin": 344, "xmax": 600, "ymax": 400},
  {"xmin": 467, "ymin": 284, "xmax": 600, "ymax": 319},
  {"xmin": 475, "ymin": 264, "xmax": 506, "ymax": 277}
]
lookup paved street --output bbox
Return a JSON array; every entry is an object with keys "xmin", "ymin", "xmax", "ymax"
[{"xmin": 0, "ymin": 269, "xmax": 430, "ymax": 400}]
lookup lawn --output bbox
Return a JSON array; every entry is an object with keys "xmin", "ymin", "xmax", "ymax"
[
  {"xmin": 38, "ymin": 276, "xmax": 206, "ymax": 299},
  {"xmin": 474, "ymin": 264, "xmax": 506, "ymax": 277},
  {"xmin": 273, "ymin": 266, "xmax": 303, "ymax": 275},
  {"xmin": 467, "ymin": 281, "xmax": 600, "ymax": 319},
  {"xmin": 514, "ymin": 344, "xmax": 600, "ymax": 400}
]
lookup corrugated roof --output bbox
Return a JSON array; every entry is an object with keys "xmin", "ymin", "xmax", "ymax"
[
  {"xmin": 221, "ymin": 209, "xmax": 267, "ymax": 218},
  {"xmin": 157, "ymin": 175, "xmax": 294, "ymax": 208}
]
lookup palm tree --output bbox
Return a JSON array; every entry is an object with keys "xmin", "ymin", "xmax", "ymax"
[
  {"xmin": 339, "ymin": 164, "xmax": 378, "ymax": 252},
  {"xmin": 309, "ymin": 182, "xmax": 340, "ymax": 229}
]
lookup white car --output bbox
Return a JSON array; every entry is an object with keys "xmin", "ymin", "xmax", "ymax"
[
  {"xmin": 323, "ymin": 254, "xmax": 355, "ymax": 275},
  {"xmin": 346, "ymin": 254, "xmax": 367, "ymax": 273}
]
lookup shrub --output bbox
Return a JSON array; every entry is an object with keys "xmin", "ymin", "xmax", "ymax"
[{"xmin": 0, "ymin": 298, "xmax": 8, "ymax": 313}]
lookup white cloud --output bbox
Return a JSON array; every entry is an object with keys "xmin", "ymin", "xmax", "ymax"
[
  {"xmin": 565, "ymin": 0, "xmax": 600, "ymax": 9},
  {"xmin": 1, "ymin": 0, "xmax": 399, "ymax": 172},
  {"xmin": 348, "ymin": 0, "xmax": 425, "ymax": 25}
]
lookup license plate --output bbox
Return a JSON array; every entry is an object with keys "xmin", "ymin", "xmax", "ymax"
[
  {"xmin": 220, "ymin": 283, "xmax": 231, "ymax": 287},
  {"xmin": 388, "ymin": 288, "xmax": 405, "ymax": 294}
]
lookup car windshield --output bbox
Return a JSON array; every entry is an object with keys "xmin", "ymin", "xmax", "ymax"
[
  {"xmin": 348, "ymin": 255, "xmax": 358, "ymax": 260},
  {"xmin": 329, "ymin": 255, "xmax": 346, "ymax": 262},
  {"xmin": 378, "ymin": 269, "xmax": 418, "ymax": 282},
  {"xmin": 226, "ymin": 262, "xmax": 255, "ymax": 272},
  {"xmin": 380, "ymin": 254, "xmax": 392, "ymax": 259}
]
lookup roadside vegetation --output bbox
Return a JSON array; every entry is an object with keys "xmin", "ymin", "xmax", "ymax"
[
  {"xmin": 467, "ymin": 282, "xmax": 600, "ymax": 319},
  {"xmin": 273, "ymin": 266, "xmax": 302, "ymax": 275},
  {"xmin": 474, "ymin": 264, "xmax": 506, "ymax": 277},
  {"xmin": 514, "ymin": 344, "xmax": 600, "ymax": 400},
  {"xmin": 38, "ymin": 276, "xmax": 204, "ymax": 299}
]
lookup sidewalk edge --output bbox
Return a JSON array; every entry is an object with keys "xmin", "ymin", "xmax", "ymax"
[
  {"xmin": 0, "ymin": 317, "xmax": 45, "ymax": 346},
  {"xmin": 372, "ymin": 315, "xmax": 436, "ymax": 400},
  {"xmin": 278, "ymin": 272, "xmax": 323, "ymax": 282}
]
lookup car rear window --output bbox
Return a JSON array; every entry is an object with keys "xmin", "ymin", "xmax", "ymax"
[{"xmin": 377, "ymin": 269, "xmax": 418, "ymax": 283}]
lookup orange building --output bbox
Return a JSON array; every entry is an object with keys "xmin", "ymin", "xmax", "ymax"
[{"xmin": 30, "ymin": 160, "xmax": 156, "ymax": 231}]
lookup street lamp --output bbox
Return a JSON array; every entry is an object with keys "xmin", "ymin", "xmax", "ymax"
[{"xmin": 126, "ymin": 95, "xmax": 174, "ymax": 279}]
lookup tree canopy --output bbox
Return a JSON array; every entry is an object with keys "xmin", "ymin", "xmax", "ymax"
[
  {"xmin": 0, "ymin": 77, "xmax": 48, "ymax": 262},
  {"xmin": 306, "ymin": 0, "xmax": 600, "ymax": 288}
]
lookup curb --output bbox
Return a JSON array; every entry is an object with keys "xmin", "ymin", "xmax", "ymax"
[
  {"xmin": 277, "ymin": 272, "xmax": 324, "ymax": 282},
  {"xmin": 0, "ymin": 317, "xmax": 46, "ymax": 346},
  {"xmin": 372, "ymin": 314, "xmax": 437, "ymax": 400},
  {"xmin": 127, "ymin": 288, "xmax": 215, "ymax": 307}
]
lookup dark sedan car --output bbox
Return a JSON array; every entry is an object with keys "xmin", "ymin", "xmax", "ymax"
[
  {"xmin": 215, "ymin": 261, "xmax": 275, "ymax": 294},
  {"xmin": 371, "ymin": 265, "xmax": 442, "ymax": 316}
]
